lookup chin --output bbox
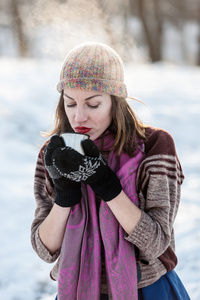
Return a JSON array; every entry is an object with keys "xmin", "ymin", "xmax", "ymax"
[
  {"xmin": 89, "ymin": 133, "xmax": 99, "ymax": 141},
  {"xmin": 89, "ymin": 135, "xmax": 95, "ymax": 141}
]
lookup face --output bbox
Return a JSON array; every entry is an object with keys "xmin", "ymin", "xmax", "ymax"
[{"xmin": 63, "ymin": 88, "xmax": 112, "ymax": 140}]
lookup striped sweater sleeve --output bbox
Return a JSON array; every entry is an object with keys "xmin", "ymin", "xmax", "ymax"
[
  {"xmin": 31, "ymin": 144, "xmax": 60, "ymax": 263},
  {"xmin": 125, "ymin": 127, "xmax": 184, "ymax": 262}
]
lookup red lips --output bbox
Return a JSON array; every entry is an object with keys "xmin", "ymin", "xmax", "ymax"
[{"xmin": 75, "ymin": 127, "xmax": 92, "ymax": 134}]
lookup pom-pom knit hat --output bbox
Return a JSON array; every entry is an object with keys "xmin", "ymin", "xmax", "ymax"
[{"xmin": 57, "ymin": 42, "xmax": 128, "ymax": 98}]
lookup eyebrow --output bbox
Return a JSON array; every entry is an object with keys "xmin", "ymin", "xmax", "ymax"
[{"xmin": 64, "ymin": 93, "xmax": 102, "ymax": 101}]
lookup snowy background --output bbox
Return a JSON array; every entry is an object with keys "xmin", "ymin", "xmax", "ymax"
[{"xmin": 0, "ymin": 57, "xmax": 200, "ymax": 300}]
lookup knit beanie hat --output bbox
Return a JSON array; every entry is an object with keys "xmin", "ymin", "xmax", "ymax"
[{"xmin": 57, "ymin": 42, "xmax": 128, "ymax": 98}]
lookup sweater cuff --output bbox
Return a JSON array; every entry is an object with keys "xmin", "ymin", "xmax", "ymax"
[
  {"xmin": 124, "ymin": 210, "xmax": 153, "ymax": 252},
  {"xmin": 35, "ymin": 227, "xmax": 60, "ymax": 263}
]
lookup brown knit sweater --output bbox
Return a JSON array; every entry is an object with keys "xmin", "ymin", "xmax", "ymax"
[{"xmin": 31, "ymin": 126, "xmax": 184, "ymax": 290}]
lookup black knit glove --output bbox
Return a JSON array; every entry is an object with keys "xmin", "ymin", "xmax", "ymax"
[
  {"xmin": 52, "ymin": 139, "xmax": 122, "ymax": 202},
  {"xmin": 44, "ymin": 135, "xmax": 82, "ymax": 207}
]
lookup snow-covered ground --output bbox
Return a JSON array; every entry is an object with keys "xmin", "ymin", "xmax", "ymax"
[{"xmin": 0, "ymin": 58, "xmax": 199, "ymax": 300}]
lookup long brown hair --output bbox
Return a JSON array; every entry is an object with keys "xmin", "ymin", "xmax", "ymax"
[
  {"xmin": 43, "ymin": 91, "xmax": 147, "ymax": 156},
  {"xmin": 108, "ymin": 96, "xmax": 146, "ymax": 156}
]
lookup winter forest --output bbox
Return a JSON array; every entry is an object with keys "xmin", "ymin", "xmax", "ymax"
[
  {"xmin": 0, "ymin": 0, "xmax": 200, "ymax": 299},
  {"xmin": 1, "ymin": 0, "xmax": 200, "ymax": 64}
]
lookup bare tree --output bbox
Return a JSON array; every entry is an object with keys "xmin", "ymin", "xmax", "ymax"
[
  {"xmin": 10, "ymin": 0, "xmax": 28, "ymax": 57},
  {"xmin": 197, "ymin": 1, "xmax": 200, "ymax": 66},
  {"xmin": 136, "ymin": 0, "xmax": 163, "ymax": 62}
]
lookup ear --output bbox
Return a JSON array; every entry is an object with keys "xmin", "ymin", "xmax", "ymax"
[{"xmin": 81, "ymin": 139, "xmax": 100, "ymax": 157}]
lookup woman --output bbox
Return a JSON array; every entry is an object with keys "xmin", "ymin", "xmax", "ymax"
[{"xmin": 31, "ymin": 42, "xmax": 190, "ymax": 300}]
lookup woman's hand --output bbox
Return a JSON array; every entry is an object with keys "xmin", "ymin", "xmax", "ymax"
[
  {"xmin": 48, "ymin": 137, "xmax": 141, "ymax": 236},
  {"xmin": 44, "ymin": 135, "xmax": 82, "ymax": 207},
  {"xmin": 52, "ymin": 139, "xmax": 122, "ymax": 202}
]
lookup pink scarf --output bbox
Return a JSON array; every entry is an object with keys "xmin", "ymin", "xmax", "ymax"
[{"xmin": 57, "ymin": 132, "xmax": 145, "ymax": 300}]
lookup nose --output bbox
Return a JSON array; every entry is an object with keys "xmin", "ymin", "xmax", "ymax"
[{"xmin": 74, "ymin": 106, "xmax": 88, "ymax": 123}]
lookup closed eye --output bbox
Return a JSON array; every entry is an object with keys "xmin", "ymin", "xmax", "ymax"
[
  {"xmin": 88, "ymin": 104, "xmax": 99, "ymax": 109},
  {"xmin": 65, "ymin": 104, "xmax": 99, "ymax": 109},
  {"xmin": 65, "ymin": 103, "xmax": 76, "ymax": 108}
]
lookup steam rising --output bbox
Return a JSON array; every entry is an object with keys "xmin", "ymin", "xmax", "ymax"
[{"xmin": 16, "ymin": 0, "xmax": 136, "ymax": 60}]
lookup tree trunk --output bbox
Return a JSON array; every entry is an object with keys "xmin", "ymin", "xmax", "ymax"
[
  {"xmin": 11, "ymin": 0, "xmax": 28, "ymax": 57},
  {"xmin": 138, "ymin": 0, "xmax": 162, "ymax": 62},
  {"xmin": 197, "ymin": 3, "xmax": 200, "ymax": 66},
  {"xmin": 153, "ymin": 0, "xmax": 162, "ymax": 61}
]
